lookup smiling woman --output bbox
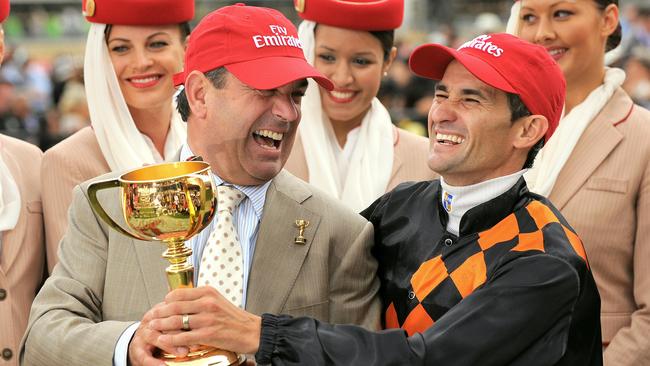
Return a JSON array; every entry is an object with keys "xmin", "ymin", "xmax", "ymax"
[
  {"xmin": 512, "ymin": 0, "xmax": 650, "ymax": 363},
  {"xmin": 285, "ymin": 0, "xmax": 437, "ymax": 212},
  {"xmin": 39, "ymin": 0, "xmax": 193, "ymax": 272},
  {"xmin": 105, "ymin": 24, "xmax": 187, "ymax": 126}
]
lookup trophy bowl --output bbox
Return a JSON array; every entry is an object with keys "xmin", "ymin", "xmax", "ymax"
[{"xmin": 87, "ymin": 161, "xmax": 243, "ymax": 366}]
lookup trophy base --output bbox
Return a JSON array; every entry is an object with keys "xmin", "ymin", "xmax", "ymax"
[{"xmin": 159, "ymin": 348, "xmax": 245, "ymax": 366}]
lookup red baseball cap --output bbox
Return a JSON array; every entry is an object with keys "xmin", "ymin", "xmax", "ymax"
[
  {"xmin": 82, "ymin": 0, "xmax": 194, "ymax": 25},
  {"xmin": 294, "ymin": 0, "xmax": 404, "ymax": 31},
  {"xmin": 409, "ymin": 33, "xmax": 565, "ymax": 142},
  {"xmin": 0, "ymin": 0, "xmax": 9, "ymax": 23},
  {"xmin": 173, "ymin": 3, "xmax": 333, "ymax": 91}
]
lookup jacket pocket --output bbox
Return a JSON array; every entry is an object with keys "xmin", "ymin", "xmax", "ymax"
[{"xmin": 585, "ymin": 177, "xmax": 628, "ymax": 194}]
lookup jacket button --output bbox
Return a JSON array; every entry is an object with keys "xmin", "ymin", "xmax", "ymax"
[
  {"xmin": 444, "ymin": 238, "xmax": 453, "ymax": 247},
  {"xmin": 408, "ymin": 291, "xmax": 416, "ymax": 300},
  {"xmin": 0, "ymin": 289, "xmax": 6, "ymax": 301},
  {"xmin": 1, "ymin": 348, "xmax": 12, "ymax": 361}
]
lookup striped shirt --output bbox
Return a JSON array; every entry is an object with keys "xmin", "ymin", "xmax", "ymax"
[{"xmin": 180, "ymin": 145, "xmax": 270, "ymax": 307}]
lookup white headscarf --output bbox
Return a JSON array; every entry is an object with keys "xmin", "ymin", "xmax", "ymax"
[
  {"xmin": 506, "ymin": 1, "xmax": 521, "ymax": 35},
  {"xmin": 84, "ymin": 23, "xmax": 186, "ymax": 172},
  {"xmin": 297, "ymin": 21, "xmax": 394, "ymax": 212},
  {"xmin": 525, "ymin": 68, "xmax": 626, "ymax": 196},
  {"xmin": 0, "ymin": 154, "xmax": 20, "ymax": 232}
]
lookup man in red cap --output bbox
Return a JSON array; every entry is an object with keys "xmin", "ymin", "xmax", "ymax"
[
  {"xmin": 149, "ymin": 33, "xmax": 603, "ymax": 365},
  {"xmin": 21, "ymin": 4, "xmax": 381, "ymax": 366},
  {"xmin": 0, "ymin": 2, "xmax": 46, "ymax": 365}
]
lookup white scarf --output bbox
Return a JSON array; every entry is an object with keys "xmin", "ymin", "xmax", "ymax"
[
  {"xmin": 84, "ymin": 23, "xmax": 186, "ymax": 172},
  {"xmin": 506, "ymin": 1, "xmax": 521, "ymax": 35},
  {"xmin": 525, "ymin": 68, "xmax": 626, "ymax": 196},
  {"xmin": 297, "ymin": 21, "xmax": 394, "ymax": 212},
  {"xmin": 0, "ymin": 153, "xmax": 20, "ymax": 233}
]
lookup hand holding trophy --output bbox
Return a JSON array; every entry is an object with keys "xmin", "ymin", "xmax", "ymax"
[{"xmin": 87, "ymin": 161, "xmax": 243, "ymax": 366}]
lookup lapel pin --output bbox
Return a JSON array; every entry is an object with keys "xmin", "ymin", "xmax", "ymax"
[{"xmin": 294, "ymin": 219, "xmax": 310, "ymax": 245}]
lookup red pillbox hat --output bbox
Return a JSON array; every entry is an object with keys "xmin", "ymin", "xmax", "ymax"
[
  {"xmin": 174, "ymin": 3, "xmax": 333, "ymax": 91},
  {"xmin": 0, "ymin": 0, "xmax": 9, "ymax": 23},
  {"xmin": 294, "ymin": 0, "xmax": 404, "ymax": 31},
  {"xmin": 82, "ymin": 0, "xmax": 194, "ymax": 25},
  {"xmin": 409, "ymin": 33, "xmax": 565, "ymax": 142}
]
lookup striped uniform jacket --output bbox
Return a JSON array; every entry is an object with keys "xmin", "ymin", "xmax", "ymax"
[{"xmin": 254, "ymin": 178, "xmax": 603, "ymax": 366}]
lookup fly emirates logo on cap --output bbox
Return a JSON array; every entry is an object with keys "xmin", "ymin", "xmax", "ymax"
[
  {"xmin": 253, "ymin": 25, "xmax": 304, "ymax": 50},
  {"xmin": 458, "ymin": 35, "xmax": 504, "ymax": 57}
]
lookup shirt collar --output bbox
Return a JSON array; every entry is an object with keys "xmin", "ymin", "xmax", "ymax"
[
  {"xmin": 180, "ymin": 144, "xmax": 270, "ymax": 220},
  {"xmin": 435, "ymin": 175, "xmax": 531, "ymax": 236}
]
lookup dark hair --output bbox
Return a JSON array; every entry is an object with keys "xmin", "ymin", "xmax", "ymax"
[
  {"xmin": 507, "ymin": 92, "xmax": 544, "ymax": 169},
  {"xmin": 104, "ymin": 21, "xmax": 191, "ymax": 42},
  {"xmin": 314, "ymin": 24, "xmax": 395, "ymax": 61},
  {"xmin": 369, "ymin": 30, "xmax": 395, "ymax": 61},
  {"xmin": 594, "ymin": 0, "xmax": 621, "ymax": 52},
  {"xmin": 176, "ymin": 67, "xmax": 228, "ymax": 121}
]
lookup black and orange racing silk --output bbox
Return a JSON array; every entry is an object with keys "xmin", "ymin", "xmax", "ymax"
[{"xmin": 256, "ymin": 178, "xmax": 603, "ymax": 366}]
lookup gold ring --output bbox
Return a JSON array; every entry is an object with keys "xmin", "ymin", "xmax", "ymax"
[{"xmin": 182, "ymin": 314, "xmax": 190, "ymax": 331}]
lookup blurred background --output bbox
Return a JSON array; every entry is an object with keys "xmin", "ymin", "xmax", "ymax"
[{"xmin": 2, "ymin": 0, "xmax": 649, "ymax": 149}]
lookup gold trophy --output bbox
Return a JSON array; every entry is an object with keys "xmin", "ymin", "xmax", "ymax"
[{"xmin": 87, "ymin": 161, "xmax": 243, "ymax": 366}]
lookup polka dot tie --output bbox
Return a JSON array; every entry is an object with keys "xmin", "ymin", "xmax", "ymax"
[{"xmin": 198, "ymin": 185, "xmax": 245, "ymax": 307}]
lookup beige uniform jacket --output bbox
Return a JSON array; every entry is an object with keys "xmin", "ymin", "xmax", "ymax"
[
  {"xmin": 547, "ymin": 88, "xmax": 650, "ymax": 365},
  {"xmin": 285, "ymin": 127, "xmax": 437, "ymax": 197},
  {"xmin": 41, "ymin": 126, "xmax": 110, "ymax": 273},
  {"xmin": 0, "ymin": 134, "xmax": 44, "ymax": 366},
  {"xmin": 21, "ymin": 169, "xmax": 380, "ymax": 365}
]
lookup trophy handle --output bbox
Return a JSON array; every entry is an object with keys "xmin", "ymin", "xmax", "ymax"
[
  {"xmin": 87, "ymin": 179, "xmax": 149, "ymax": 241},
  {"xmin": 184, "ymin": 174, "xmax": 208, "ymax": 216}
]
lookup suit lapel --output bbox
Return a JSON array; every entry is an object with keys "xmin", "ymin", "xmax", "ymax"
[
  {"xmin": 549, "ymin": 89, "xmax": 631, "ymax": 209},
  {"xmin": 245, "ymin": 171, "xmax": 321, "ymax": 315},
  {"xmin": 0, "ymin": 144, "xmax": 26, "ymax": 272}
]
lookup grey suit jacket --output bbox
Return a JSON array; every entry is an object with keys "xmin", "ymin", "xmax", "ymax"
[{"xmin": 21, "ymin": 169, "xmax": 380, "ymax": 365}]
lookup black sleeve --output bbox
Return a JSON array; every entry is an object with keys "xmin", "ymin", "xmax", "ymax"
[
  {"xmin": 255, "ymin": 255, "xmax": 581, "ymax": 366},
  {"xmin": 360, "ymin": 190, "xmax": 391, "ymax": 222}
]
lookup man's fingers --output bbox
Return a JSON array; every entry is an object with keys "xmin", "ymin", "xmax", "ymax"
[
  {"xmin": 150, "ymin": 300, "xmax": 203, "ymax": 319},
  {"xmin": 158, "ymin": 329, "xmax": 210, "ymax": 349},
  {"xmin": 165, "ymin": 286, "xmax": 216, "ymax": 302},
  {"xmin": 189, "ymin": 344, "xmax": 203, "ymax": 353},
  {"xmin": 150, "ymin": 312, "xmax": 217, "ymax": 333},
  {"xmin": 142, "ymin": 302, "xmax": 166, "ymax": 323},
  {"xmin": 153, "ymin": 289, "xmax": 228, "ymax": 320},
  {"xmin": 140, "ymin": 327, "xmax": 180, "ymax": 356},
  {"xmin": 149, "ymin": 314, "xmax": 187, "ymax": 332},
  {"xmin": 141, "ymin": 352, "xmax": 167, "ymax": 366},
  {"xmin": 129, "ymin": 332, "xmax": 167, "ymax": 366}
]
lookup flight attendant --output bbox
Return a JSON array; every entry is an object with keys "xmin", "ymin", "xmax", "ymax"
[
  {"xmin": 285, "ymin": 0, "xmax": 437, "ymax": 212},
  {"xmin": 513, "ymin": 0, "xmax": 650, "ymax": 363},
  {"xmin": 41, "ymin": 0, "xmax": 192, "ymax": 272}
]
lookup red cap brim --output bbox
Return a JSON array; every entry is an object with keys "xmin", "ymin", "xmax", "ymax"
[
  {"xmin": 0, "ymin": 0, "xmax": 9, "ymax": 23},
  {"xmin": 409, "ymin": 44, "xmax": 517, "ymax": 94},
  {"xmin": 226, "ymin": 56, "xmax": 333, "ymax": 91}
]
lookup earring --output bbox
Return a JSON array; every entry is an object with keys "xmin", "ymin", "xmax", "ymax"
[{"xmin": 383, "ymin": 71, "xmax": 388, "ymax": 77}]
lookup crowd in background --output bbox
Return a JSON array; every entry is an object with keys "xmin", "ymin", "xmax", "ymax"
[{"xmin": 0, "ymin": 1, "xmax": 649, "ymax": 149}]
